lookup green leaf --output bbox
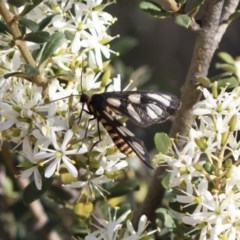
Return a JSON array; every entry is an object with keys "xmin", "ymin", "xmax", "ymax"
[
  {"xmin": 161, "ymin": 172, "xmax": 171, "ymax": 189},
  {"xmin": 20, "ymin": 0, "xmax": 43, "ymax": 16},
  {"xmin": 187, "ymin": 0, "xmax": 204, "ymax": 17},
  {"xmin": 218, "ymin": 52, "xmax": 235, "ymax": 65},
  {"xmin": 140, "ymin": 1, "xmax": 172, "ymax": 18},
  {"xmin": 178, "ymin": 0, "xmax": 187, "ymax": 5},
  {"xmin": 19, "ymin": 18, "xmax": 39, "ymax": 32},
  {"xmin": 156, "ymin": 208, "xmax": 176, "ymax": 230},
  {"xmin": 140, "ymin": 1, "xmax": 162, "ymax": 12},
  {"xmin": 24, "ymin": 31, "xmax": 50, "ymax": 43},
  {"xmin": 7, "ymin": 0, "xmax": 27, "ymax": 7},
  {"xmin": 217, "ymin": 76, "xmax": 239, "ymax": 89},
  {"xmin": 226, "ymin": 10, "xmax": 240, "ymax": 24},
  {"xmin": 215, "ymin": 63, "xmax": 236, "ymax": 73},
  {"xmin": 24, "ymin": 64, "xmax": 40, "ymax": 77},
  {"xmin": 4, "ymin": 72, "xmax": 21, "ymax": 79},
  {"xmin": 210, "ymin": 72, "xmax": 240, "ymax": 89},
  {"xmin": 111, "ymin": 37, "xmax": 138, "ymax": 56},
  {"xmin": 0, "ymin": 21, "xmax": 10, "ymax": 34},
  {"xmin": 197, "ymin": 76, "xmax": 211, "ymax": 87},
  {"xmin": 38, "ymin": 32, "xmax": 65, "ymax": 66},
  {"xmin": 4, "ymin": 71, "xmax": 37, "ymax": 80},
  {"xmin": 116, "ymin": 202, "xmax": 132, "ymax": 216},
  {"xmin": 106, "ymin": 179, "xmax": 139, "ymax": 198},
  {"xmin": 38, "ymin": 14, "xmax": 57, "ymax": 31},
  {"xmin": 154, "ymin": 132, "xmax": 171, "ymax": 154},
  {"xmin": 175, "ymin": 14, "xmax": 191, "ymax": 28},
  {"xmin": 22, "ymin": 176, "xmax": 53, "ymax": 205},
  {"xmin": 210, "ymin": 72, "xmax": 234, "ymax": 81}
]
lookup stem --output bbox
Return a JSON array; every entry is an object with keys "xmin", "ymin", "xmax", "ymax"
[
  {"xmin": 133, "ymin": 0, "xmax": 240, "ymax": 227},
  {"xmin": 0, "ymin": 1, "xmax": 47, "ymax": 91}
]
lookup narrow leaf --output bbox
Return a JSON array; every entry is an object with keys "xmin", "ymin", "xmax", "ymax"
[
  {"xmin": 19, "ymin": 18, "xmax": 39, "ymax": 32},
  {"xmin": 20, "ymin": 0, "xmax": 43, "ymax": 16},
  {"xmin": 0, "ymin": 21, "xmax": 10, "ymax": 34},
  {"xmin": 39, "ymin": 14, "xmax": 57, "ymax": 31},
  {"xmin": 226, "ymin": 10, "xmax": 240, "ymax": 24},
  {"xmin": 140, "ymin": 1, "xmax": 171, "ymax": 18},
  {"xmin": 38, "ymin": 32, "xmax": 65, "ymax": 66},
  {"xmin": 111, "ymin": 37, "xmax": 138, "ymax": 56},
  {"xmin": 24, "ymin": 31, "xmax": 50, "ymax": 43},
  {"xmin": 187, "ymin": 0, "xmax": 204, "ymax": 17},
  {"xmin": 140, "ymin": 1, "xmax": 162, "ymax": 13},
  {"xmin": 217, "ymin": 76, "xmax": 239, "ymax": 89},
  {"xmin": 106, "ymin": 179, "xmax": 139, "ymax": 198},
  {"xmin": 218, "ymin": 52, "xmax": 235, "ymax": 65},
  {"xmin": 7, "ymin": 0, "xmax": 26, "ymax": 7}
]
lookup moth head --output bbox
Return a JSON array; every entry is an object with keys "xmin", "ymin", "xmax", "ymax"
[{"xmin": 80, "ymin": 93, "xmax": 89, "ymax": 103}]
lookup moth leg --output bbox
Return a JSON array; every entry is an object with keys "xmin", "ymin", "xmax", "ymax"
[
  {"xmin": 77, "ymin": 116, "xmax": 95, "ymax": 152},
  {"xmin": 79, "ymin": 116, "xmax": 103, "ymax": 153},
  {"xmin": 76, "ymin": 102, "xmax": 91, "ymax": 124},
  {"xmin": 88, "ymin": 117, "xmax": 103, "ymax": 152}
]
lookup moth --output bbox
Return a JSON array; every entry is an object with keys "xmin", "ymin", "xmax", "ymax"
[{"xmin": 80, "ymin": 90, "xmax": 180, "ymax": 168}]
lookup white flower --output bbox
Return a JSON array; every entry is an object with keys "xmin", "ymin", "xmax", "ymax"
[
  {"xmin": 85, "ymin": 208, "xmax": 156, "ymax": 240},
  {"xmin": 99, "ymin": 154, "xmax": 128, "ymax": 173},
  {"xmin": 168, "ymin": 84, "xmax": 240, "ymax": 239},
  {"xmin": 165, "ymin": 138, "xmax": 204, "ymax": 189},
  {"xmin": 85, "ymin": 208, "xmax": 131, "ymax": 240},
  {"xmin": 226, "ymin": 165, "xmax": 240, "ymax": 192},
  {"xmin": 123, "ymin": 215, "xmax": 156, "ymax": 240},
  {"xmin": 35, "ymin": 129, "xmax": 87, "ymax": 178},
  {"xmin": 19, "ymin": 137, "xmax": 43, "ymax": 189},
  {"xmin": 20, "ymin": 166, "xmax": 42, "ymax": 190},
  {"xmin": 0, "ymin": 80, "xmax": 48, "ymax": 136},
  {"xmin": 65, "ymin": 174, "xmax": 111, "ymax": 198},
  {"xmin": 69, "ymin": 2, "xmax": 116, "ymax": 68},
  {"xmin": 193, "ymin": 86, "xmax": 240, "ymax": 118}
]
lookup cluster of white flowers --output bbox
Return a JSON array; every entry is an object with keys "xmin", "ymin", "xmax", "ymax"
[
  {"xmin": 162, "ymin": 84, "xmax": 240, "ymax": 239},
  {"xmin": 85, "ymin": 208, "xmax": 156, "ymax": 239},
  {"xmin": 0, "ymin": 2, "xmax": 158, "ymax": 238},
  {"xmin": 0, "ymin": 0, "xmax": 128, "ymax": 194}
]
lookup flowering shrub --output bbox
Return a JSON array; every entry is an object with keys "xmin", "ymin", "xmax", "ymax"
[
  {"xmin": 1, "ymin": 0, "xmax": 240, "ymax": 239},
  {"xmin": 0, "ymin": 0, "xmax": 155, "ymax": 238},
  {"xmin": 0, "ymin": 0, "xmax": 128, "ymax": 190},
  {"xmin": 156, "ymin": 82, "xmax": 240, "ymax": 239}
]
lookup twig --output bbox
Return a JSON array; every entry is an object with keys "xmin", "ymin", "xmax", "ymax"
[{"xmin": 0, "ymin": 1, "xmax": 47, "ymax": 92}]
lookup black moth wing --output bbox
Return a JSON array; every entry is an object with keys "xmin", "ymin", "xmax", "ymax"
[
  {"xmin": 92, "ymin": 103, "xmax": 152, "ymax": 168},
  {"xmin": 83, "ymin": 90, "xmax": 180, "ymax": 168},
  {"xmin": 97, "ymin": 90, "xmax": 180, "ymax": 127}
]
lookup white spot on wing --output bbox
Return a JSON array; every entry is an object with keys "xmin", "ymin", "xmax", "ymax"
[
  {"xmin": 127, "ymin": 104, "xmax": 141, "ymax": 123},
  {"xmin": 147, "ymin": 106, "xmax": 158, "ymax": 119},
  {"xmin": 147, "ymin": 93, "xmax": 171, "ymax": 106},
  {"xmin": 148, "ymin": 103, "xmax": 163, "ymax": 116},
  {"xmin": 103, "ymin": 111, "xmax": 114, "ymax": 120},
  {"xmin": 128, "ymin": 94, "xmax": 141, "ymax": 104},
  {"xmin": 131, "ymin": 141, "xmax": 145, "ymax": 155},
  {"xmin": 117, "ymin": 126, "xmax": 135, "ymax": 137},
  {"xmin": 107, "ymin": 98, "xmax": 121, "ymax": 107}
]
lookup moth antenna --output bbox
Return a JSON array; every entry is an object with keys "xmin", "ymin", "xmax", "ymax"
[
  {"xmin": 104, "ymin": 81, "xmax": 113, "ymax": 92},
  {"xmin": 80, "ymin": 62, "xmax": 88, "ymax": 94}
]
